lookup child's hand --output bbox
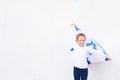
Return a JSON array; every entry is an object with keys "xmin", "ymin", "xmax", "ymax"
[
  {"xmin": 71, "ymin": 23, "xmax": 76, "ymax": 27},
  {"xmin": 106, "ymin": 55, "xmax": 112, "ymax": 61}
]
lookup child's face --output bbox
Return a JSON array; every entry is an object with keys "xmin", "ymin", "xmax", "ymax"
[{"xmin": 77, "ymin": 36, "xmax": 86, "ymax": 47}]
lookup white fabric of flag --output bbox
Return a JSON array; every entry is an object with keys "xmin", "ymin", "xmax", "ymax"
[{"xmin": 70, "ymin": 25, "xmax": 108, "ymax": 64}]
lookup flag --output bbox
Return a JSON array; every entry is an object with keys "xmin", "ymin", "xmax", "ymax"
[{"xmin": 70, "ymin": 25, "xmax": 108, "ymax": 64}]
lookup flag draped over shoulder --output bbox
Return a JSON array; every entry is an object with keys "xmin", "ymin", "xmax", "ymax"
[{"xmin": 70, "ymin": 25, "xmax": 108, "ymax": 64}]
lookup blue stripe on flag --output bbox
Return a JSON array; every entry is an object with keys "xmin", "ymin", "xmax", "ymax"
[
  {"xmin": 86, "ymin": 40, "xmax": 97, "ymax": 50},
  {"xmin": 70, "ymin": 48, "xmax": 74, "ymax": 52},
  {"xmin": 75, "ymin": 26, "xmax": 80, "ymax": 31}
]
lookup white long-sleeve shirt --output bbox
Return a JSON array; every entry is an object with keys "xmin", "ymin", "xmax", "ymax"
[{"xmin": 71, "ymin": 43, "xmax": 107, "ymax": 69}]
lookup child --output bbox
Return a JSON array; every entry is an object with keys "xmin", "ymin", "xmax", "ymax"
[{"xmin": 70, "ymin": 24, "xmax": 111, "ymax": 80}]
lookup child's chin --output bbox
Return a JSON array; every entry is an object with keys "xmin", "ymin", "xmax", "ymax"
[{"xmin": 79, "ymin": 45, "xmax": 84, "ymax": 47}]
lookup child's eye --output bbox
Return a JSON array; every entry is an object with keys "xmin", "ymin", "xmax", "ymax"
[
  {"xmin": 79, "ymin": 40, "xmax": 81, "ymax": 42},
  {"xmin": 79, "ymin": 40, "xmax": 85, "ymax": 42}
]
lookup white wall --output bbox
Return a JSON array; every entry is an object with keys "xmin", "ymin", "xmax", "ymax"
[
  {"xmin": 75, "ymin": 0, "xmax": 120, "ymax": 80},
  {"xmin": 0, "ymin": 0, "xmax": 120, "ymax": 80}
]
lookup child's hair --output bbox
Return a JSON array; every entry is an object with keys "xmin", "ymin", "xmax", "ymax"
[{"xmin": 76, "ymin": 33, "xmax": 86, "ymax": 41}]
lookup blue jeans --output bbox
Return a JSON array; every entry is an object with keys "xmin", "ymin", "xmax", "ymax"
[{"xmin": 73, "ymin": 67, "xmax": 88, "ymax": 80}]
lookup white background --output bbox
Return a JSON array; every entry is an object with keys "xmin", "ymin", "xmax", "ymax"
[{"xmin": 0, "ymin": 0, "xmax": 120, "ymax": 80}]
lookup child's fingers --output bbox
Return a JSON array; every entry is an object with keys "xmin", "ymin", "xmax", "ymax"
[
  {"xmin": 71, "ymin": 23, "xmax": 76, "ymax": 27},
  {"xmin": 106, "ymin": 56, "xmax": 112, "ymax": 61}
]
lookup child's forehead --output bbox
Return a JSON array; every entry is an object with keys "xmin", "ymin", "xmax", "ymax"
[{"xmin": 78, "ymin": 36, "xmax": 85, "ymax": 39}]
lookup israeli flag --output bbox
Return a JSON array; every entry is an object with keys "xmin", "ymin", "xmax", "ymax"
[{"xmin": 70, "ymin": 25, "xmax": 108, "ymax": 64}]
